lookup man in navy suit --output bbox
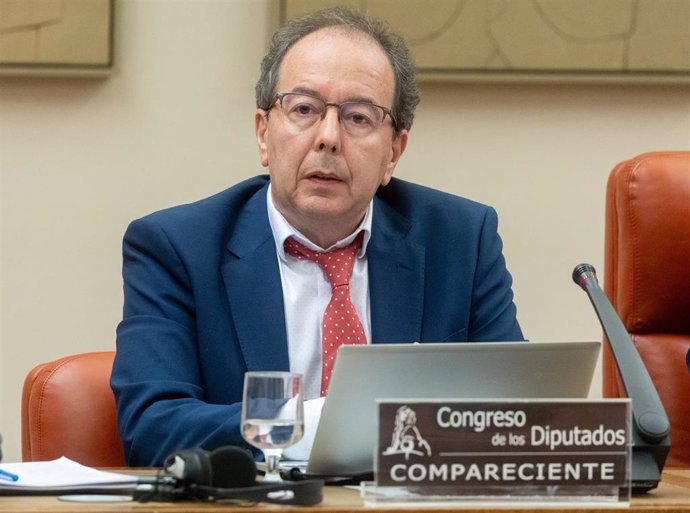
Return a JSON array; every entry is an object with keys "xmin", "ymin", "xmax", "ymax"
[{"xmin": 111, "ymin": 7, "xmax": 523, "ymax": 467}]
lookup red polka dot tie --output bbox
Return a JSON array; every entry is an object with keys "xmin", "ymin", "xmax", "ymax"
[{"xmin": 284, "ymin": 233, "xmax": 367, "ymax": 396}]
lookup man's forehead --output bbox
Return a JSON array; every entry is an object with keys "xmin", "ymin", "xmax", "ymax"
[
  {"xmin": 284, "ymin": 27, "xmax": 387, "ymax": 63},
  {"xmin": 277, "ymin": 27, "xmax": 395, "ymax": 100}
]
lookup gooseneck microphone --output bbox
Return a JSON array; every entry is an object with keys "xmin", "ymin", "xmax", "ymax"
[
  {"xmin": 573, "ymin": 264, "xmax": 670, "ymax": 492},
  {"xmin": 573, "ymin": 264, "xmax": 670, "ymax": 442}
]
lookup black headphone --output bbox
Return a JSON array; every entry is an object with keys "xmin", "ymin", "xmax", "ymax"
[{"xmin": 134, "ymin": 445, "xmax": 323, "ymax": 506}]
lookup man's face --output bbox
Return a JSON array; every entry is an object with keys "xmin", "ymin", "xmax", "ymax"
[{"xmin": 256, "ymin": 28, "xmax": 408, "ymax": 245}]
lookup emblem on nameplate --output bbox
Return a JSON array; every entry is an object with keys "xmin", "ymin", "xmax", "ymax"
[{"xmin": 382, "ymin": 405, "xmax": 432, "ymax": 460}]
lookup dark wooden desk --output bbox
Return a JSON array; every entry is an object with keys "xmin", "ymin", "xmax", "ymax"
[{"xmin": 2, "ymin": 469, "xmax": 690, "ymax": 512}]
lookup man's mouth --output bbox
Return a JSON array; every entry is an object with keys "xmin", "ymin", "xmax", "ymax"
[{"xmin": 308, "ymin": 172, "xmax": 341, "ymax": 182}]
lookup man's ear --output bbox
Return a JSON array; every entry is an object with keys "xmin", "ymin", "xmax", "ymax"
[
  {"xmin": 381, "ymin": 129, "xmax": 409, "ymax": 186},
  {"xmin": 255, "ymin": 109, "xmax": 269, "ymax": 168}
]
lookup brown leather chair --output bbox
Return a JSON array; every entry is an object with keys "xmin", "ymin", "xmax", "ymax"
[
  {"xmin": 21, "ymin": 351, "xmax": 125, "ymax": 467},
  {"xmin": 604, "ymin": 151, "xmax": 690, "ymax": 467}
]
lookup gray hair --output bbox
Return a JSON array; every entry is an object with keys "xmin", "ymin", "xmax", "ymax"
[{"xmin": 255, "ymin": 6, "xmax": 419, "ymax": 133}]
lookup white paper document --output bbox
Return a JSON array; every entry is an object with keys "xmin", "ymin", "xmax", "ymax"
[{"xmin": 0, "ymin": 457, "xmax": 136, "ymax": 493}]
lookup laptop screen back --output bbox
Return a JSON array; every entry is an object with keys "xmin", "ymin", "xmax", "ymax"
[{"xmin": 307, "ymin": 341, "xmax": 600, "ymax": 475}]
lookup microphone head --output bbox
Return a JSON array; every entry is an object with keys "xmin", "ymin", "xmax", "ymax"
[
  {"xmin": 572, "ymin": 263, "xmax": 597, "ymax": 288},
  {"xmin": 209, "ymin": 446, "xmax": 257, "ymax": 488}
]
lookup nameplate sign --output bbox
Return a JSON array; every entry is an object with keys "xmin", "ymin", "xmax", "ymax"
[{"xmin": 375, "ymin": 399, "xmax": 631, "ymax": 499}]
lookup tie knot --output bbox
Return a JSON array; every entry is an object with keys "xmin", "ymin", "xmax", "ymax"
[{"xmin": 284, "ymin": 233, "xmax": 363, "ymax": 288}]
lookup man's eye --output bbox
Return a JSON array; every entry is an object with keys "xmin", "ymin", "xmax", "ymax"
[
  {"xmin": 292, "ymin": 103, "xmax": 319, "ymax": 116},
  {"xmin": 344, "ymin": 111, "xmax": 374, "ymax": 125}
]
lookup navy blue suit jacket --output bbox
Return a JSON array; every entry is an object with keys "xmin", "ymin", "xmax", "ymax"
[{"xmin": 111, "ymin": 175, "xmax": 522, "ymax": 466}]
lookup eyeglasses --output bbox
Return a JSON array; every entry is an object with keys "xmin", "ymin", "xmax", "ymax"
[{"xmin": 268, "ymin": 92, "xmax": 398, "ymax": 136}]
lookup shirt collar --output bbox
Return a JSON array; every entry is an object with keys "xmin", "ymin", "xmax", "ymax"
[{"xmin": 266, "ymin": 183, "xmax": 373, "ymax": 262}]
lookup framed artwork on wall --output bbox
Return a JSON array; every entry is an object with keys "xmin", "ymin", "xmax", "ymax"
[
  {"xmin": 281, "ymin": 0, "xmax": 690, "ymax": 83},
  {"xmin": 0, "ymin": 0, "xmax": 113, "ymax": 76}
]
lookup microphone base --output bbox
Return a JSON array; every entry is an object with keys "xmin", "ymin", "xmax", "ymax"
[{"xmin": 631, "ymin": 436, "xmax": 671, "ymax": 493}]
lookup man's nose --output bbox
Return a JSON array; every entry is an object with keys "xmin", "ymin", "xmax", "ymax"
[{"xmin": 314, "ymin": 106, "xmax": 341, "ymax": 153}]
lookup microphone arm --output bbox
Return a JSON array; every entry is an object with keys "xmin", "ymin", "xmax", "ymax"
[
  {"xmin": 572, "ymin": 263, "xmax": 670, "ymax": 492},
  {"xmin": 572, "ymin": 264, "xmax": 669, "ymax": 442}
]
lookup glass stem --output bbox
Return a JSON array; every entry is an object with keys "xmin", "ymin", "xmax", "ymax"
[{"xmin": 263, "ymin": 449, "xmax": 283, "ymax": 482}]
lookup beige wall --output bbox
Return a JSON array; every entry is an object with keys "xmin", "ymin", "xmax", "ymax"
[{"xmin": 0, "ymin": 0, "xmax": 688, "ymax": 463}]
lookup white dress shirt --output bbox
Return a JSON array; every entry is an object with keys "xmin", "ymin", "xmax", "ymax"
[{"xmin": 266, "ymin": 186, "xmax": 373, "ymax": 460}]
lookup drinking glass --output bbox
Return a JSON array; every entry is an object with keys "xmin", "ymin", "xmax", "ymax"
[{"xmin": 241, "ymin": 371, "xmax": 304, "ymax": 482}]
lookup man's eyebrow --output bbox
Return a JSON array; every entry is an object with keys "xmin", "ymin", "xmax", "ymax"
[
  {"xmin": 345, "ymin": 96, "xmax": 377, "ymax": 105},
  {"xmin": 290, "ymin": 86, "xmax": 322, "ymax": 98},
  {"xmin": 288, "ymin": 87, "xmax": 378, "ymax": 105}
]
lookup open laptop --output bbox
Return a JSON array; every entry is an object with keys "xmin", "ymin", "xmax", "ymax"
[{"xmin": 286, "ymin": 341, "xmax": 600, "ymax": 478}]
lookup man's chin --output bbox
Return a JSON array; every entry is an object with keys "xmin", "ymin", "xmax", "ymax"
[
  {"xmin": 299, "ymin": 203, "xmax": 349, "ymax": 221},
  {"xmin": 296, "ymin": 199, "xmax": 361, "ymax": 226}
]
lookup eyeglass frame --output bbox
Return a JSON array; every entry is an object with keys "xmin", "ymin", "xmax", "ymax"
[{"xmin": 265, "ymin": 91, "xmax": 399, "ymax": 134}]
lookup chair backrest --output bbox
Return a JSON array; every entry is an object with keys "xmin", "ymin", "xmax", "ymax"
[
  {"xmin": 604, "ymin": 151, "xmax": 690, "ymax": 467},
  {"xmin": 21, "ymin": 351, "xmax": 125, "ymax": 466}
]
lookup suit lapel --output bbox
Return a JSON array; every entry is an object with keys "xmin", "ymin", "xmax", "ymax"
[
  {"xmin": 221, "ymin": 185, "xmax": 290, "ymax": 371},
  {"xmin": 368, "ymin": 198, "xmax": 425, "ymax": 344}
]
